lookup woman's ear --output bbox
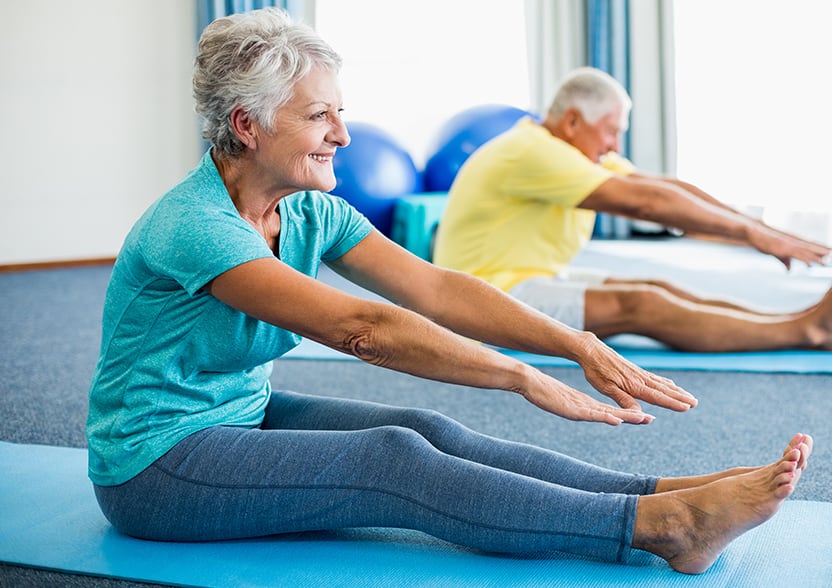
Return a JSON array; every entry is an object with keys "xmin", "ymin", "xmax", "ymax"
[{"xmin": 229, "ymin": 106, "xmax": 258, "ymax": 150}]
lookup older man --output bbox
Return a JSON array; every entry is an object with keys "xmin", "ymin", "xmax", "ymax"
[{"xmin": 433, "ymin": 67, "xmax": 832, "ymax": 352}]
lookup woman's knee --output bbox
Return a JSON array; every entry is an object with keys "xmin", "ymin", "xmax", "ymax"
[
  {"xmin": 371, "ymin": 424, "xmax": 433, "ymax": 452},
  {"xmin": 391, "ymin": 405, "xmax": 452, "ymax": 428},
  {"xmin": 388, "ymin": 406, "xmax": 474, "ymax": 446}
]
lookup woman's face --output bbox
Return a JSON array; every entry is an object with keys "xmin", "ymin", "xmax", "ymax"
[{"xmin": 259, "ymin": 66, "xmax": 350, "ymax": 193}]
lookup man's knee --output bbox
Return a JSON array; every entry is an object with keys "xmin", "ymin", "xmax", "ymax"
[
  {"xmin": 586, "ymin": 284, "xmax": 670, "ymax": 324},
  {"xmin": 618, "ymin": 284, "xmax": 675, "ymax": 316}
]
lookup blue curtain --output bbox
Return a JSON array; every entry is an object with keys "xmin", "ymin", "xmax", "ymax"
[
  {"xmin": 197, "ymin": 0, "xmax": 305, "ymax": 35},
  {"xmin": 587, "ymin": 0, "xmax": 632, "ymax": 238}
]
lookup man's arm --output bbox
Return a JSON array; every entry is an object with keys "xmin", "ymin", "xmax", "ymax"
[
  {"xmin": 579, "ymin": 175, "xmax": 830, "ymax": 268},
  {"xmin": 633, "ymin": 173, "xmax": 738, "ymax": 212},
  {"xmin": 659, "ymin": 175, "xmax": 831, "ymax": 253}
]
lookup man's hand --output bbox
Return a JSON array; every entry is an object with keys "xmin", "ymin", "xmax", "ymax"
[{"xmin": 747, "ymin": 221, "xmax": 831, "ymax": 270}]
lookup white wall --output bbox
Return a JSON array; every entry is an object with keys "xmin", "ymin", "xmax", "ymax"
[{"xmin": 0, "ymin": 0, "xmax": 201, "ymax": 265}]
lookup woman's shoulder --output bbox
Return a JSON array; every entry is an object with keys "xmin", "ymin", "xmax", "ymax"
[{"xmin": 141, "ymin": 154, "xmax": 240, "ymax": 234}]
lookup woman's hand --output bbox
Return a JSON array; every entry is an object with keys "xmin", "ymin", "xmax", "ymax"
[
  {"xmin": 520, "ymin": 335, "xmax": 697, "ymax": 426},
  {"xmin": 574, "ymin": 333, "xmax": 698, "ymax": 414},
  {"xmin": 520, "ymin": 368, "xmax": 657, "ymax": 425}
]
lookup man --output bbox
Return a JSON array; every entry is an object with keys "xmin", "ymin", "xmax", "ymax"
[{"xmin": 433, "ymin": 67, "xmax": 832, "ymax": 352}]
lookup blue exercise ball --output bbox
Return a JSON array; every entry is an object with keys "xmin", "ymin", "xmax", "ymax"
[
  {"xmin": 331, "ymin": 122, "xmax": 421, "ymax": 236},
  {"xmin": 423, "ymin": 104, "xmax": 534, "ymax": 192}
]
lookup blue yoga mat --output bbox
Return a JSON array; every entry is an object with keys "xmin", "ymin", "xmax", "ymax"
[
  {"xmin": 501, "ymin": 346, "xmax": 832, "ymax": 374},
  {"xmin": 283, "ymin": 337, "xmax": 832, "ymax": 374},
  {"xmin": 290, "ymin": 241, "xmax": 832, "ymax": 374},
  {"xmin": 2, "ymin": 441, "xmax": 831, "ymax": 587}
]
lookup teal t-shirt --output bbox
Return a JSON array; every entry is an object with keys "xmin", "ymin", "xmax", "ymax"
[{"xmin": 86, "ymin": 150, "xmax": 373, "ymax": 486}]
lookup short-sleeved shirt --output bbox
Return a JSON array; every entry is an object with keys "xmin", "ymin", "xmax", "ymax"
[
  {"xmin": 86, "ymin": 150, "xmax": 373, "ymax": 486},
  {"xmin": 433, "ymin": 117, "xmax": 633, "ymax": 291}
]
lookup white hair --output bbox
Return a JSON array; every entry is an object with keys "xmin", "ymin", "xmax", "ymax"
[
  {"xmin": 547, "ymin": 67, "xmax": 632, "ymax": 128},
  {"xmin": 193, "ymin": 7, "xmax": 342, "ymax": 156}
]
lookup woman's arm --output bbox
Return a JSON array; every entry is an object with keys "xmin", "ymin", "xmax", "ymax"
[
  {"xmin": 327, "ymin": 230, "xmax": 697, "ymax": 415},
  {"xmin": 206, "ymin": 250, "xmax": 662, "ymax": 425}
]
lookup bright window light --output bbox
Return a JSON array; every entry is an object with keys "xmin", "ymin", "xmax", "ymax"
[
  {"xmin": 673, "ymin": 0, "xmax": 832, "ymax": 243},
  {"xmin": 314, "ymin": 0, "xmax": 530, "ymax": 167}
]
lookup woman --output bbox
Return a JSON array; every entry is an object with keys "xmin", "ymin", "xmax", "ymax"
[{"xmin": 87, "ymin": 8, "xmax": 811, "ymax": 575}]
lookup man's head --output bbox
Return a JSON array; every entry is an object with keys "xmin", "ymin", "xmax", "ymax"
[{"xmin": 544, "ymin": 67, "xmax": 632, "ymax": 162}]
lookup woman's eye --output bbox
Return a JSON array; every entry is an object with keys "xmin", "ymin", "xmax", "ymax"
[{"xmin": 312, "ymin": 109, "xmax": 343, "ymax": 121}]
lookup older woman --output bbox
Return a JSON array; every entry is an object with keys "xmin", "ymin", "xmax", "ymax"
[{"xmin": 86, "ymin": 8, "xmax": 811, "ymax": 575}]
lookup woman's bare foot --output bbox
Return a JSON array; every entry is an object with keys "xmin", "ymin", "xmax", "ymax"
[
  {"xmin": 788, "ymin": 433, "xmax": 813, "ymax": 473},
  {"xmin": 653, "ymin": 433, "xmax": 812, "ymax": 493},
  {"xmin": 634, "ymin": 437, "xmax": 811, "ymax": 574}
]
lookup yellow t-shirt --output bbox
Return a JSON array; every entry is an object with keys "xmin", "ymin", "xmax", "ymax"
[{"xmin": 433, "ymin": 118, "xmax": 633, "ymax": 291}]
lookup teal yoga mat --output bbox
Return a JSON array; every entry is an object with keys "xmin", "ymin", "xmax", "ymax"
[
  {"xmin": 2, "ymin": 441, "xmax": 831, "ymax": 587},
  {"xmin": 294, "ymin": 240, "xmax": 832, "ymax": 374},
  {"xmin": 282, "ymin": 337, "xmax": 832, "ymax": 374}
]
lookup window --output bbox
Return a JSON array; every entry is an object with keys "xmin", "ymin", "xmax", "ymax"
[
  {"xmin": 314, "ymin": 1, "xmax": 530, "ymax": 167},
  {"xmin": 673, "ymin": 0, "xmax": 832, "ymax": 243}
]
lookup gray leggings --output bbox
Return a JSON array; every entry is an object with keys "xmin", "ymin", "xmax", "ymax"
[{"xmin": 94, "ymin": 390, "xmax": 656, "ymax": 563}]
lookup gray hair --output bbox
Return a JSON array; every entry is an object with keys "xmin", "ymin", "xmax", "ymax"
[
  {"xmin": 193, "ymin": 7, "xmax": 342, "ymax": 156},
  {"xmin": 547, "ymin": 67, "xmax": 632, "ymax": 128}
]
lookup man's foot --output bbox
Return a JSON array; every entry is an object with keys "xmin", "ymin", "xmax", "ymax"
[{"xmin": 804, "ymin": 288, "xmax": 832, "ymax": 349}]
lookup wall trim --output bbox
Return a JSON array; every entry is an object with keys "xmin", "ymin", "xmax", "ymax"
[{"xmin": 0, "ymin": 257, "xmax": 115, "ymax": 274}]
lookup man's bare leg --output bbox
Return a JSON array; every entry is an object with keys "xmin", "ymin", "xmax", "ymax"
[
  {"xmin": 604, "ymin": 277, "xmax": 816, "ymax": 317},
  {"xmin": 632, "ymin": 436, "xmax": 810, "ymax": 574},
  {"xmin": 585, "ymin": 284, "xmax": 832, "ymax": 351}
]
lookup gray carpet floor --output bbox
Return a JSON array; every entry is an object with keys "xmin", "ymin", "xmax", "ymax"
[{"xmin": 2, "ymin": 238, "xmax": 830, "ymax": 587}]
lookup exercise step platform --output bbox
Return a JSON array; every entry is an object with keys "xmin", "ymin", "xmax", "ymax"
[{"xmin": 390, "ymin": 192, "xmax": 449, "ymax": 261}]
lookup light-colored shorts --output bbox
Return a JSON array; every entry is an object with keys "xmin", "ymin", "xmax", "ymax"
[{"xmin": 508, "ymin": 267, "xmax": 609, "ymax": 330}]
